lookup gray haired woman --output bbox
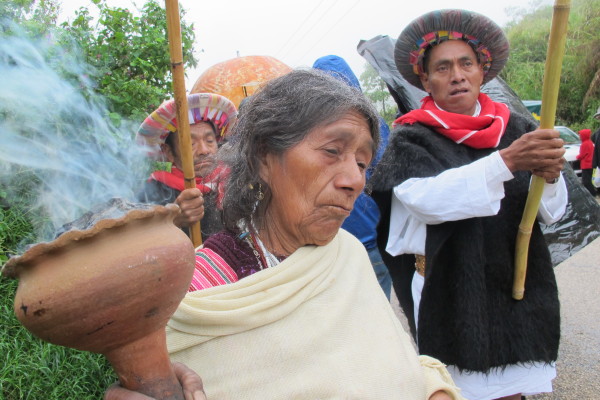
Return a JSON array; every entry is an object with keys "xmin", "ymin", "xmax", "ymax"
[{"xmin": 106, "ymin": 69, "xmax": 462, "ymax": 400}]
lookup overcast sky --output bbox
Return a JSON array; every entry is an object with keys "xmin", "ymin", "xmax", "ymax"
[{"xmin": 57, "ymin": 0, "xmax": 551, "ymax": 88}]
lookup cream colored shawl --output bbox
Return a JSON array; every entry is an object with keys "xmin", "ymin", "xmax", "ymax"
[{"xmin": 167, "ymin": 229, "xmax": 462, "ymax": 399}]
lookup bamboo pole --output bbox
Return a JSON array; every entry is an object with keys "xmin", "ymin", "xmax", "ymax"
[
  {"xmin": 513, "ymin": 0, "xmax": 570, "ymax": 300},
  {"xmin": 165, "ymin": 0, "xmax": 202, "ymax": 247}
]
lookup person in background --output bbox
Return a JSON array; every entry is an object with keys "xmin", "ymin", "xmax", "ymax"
[
  {"xmin": 136, "ymin": 93, "xmax": 237, "ymax": 240},
  {"xmin": 576, "ymin": 128, "xmax": 595, "ymax": 196},
  {"xmin": 370, "ymin": 9, "xmax": 567, "ymax": 400},
  {"xmin": 313, "ymin": 54, "xmax": 393, "ymax": 300},
  {"xmin": 106, "ymin": 69, "xmax": 462, "ymax": 400},
  {"xmin": 591, "ymin": 106, "xmax": 600, "ymax": 195}
]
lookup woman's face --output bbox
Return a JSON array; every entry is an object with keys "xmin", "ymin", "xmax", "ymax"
[{"xmin": 259, "ymin": 111, "xmax": 374, "ymax": 254}]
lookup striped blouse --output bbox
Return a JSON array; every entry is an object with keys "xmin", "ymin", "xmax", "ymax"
[{"xmin": 188, "ymin": 248, "xmax": 238, "ymax": 291}]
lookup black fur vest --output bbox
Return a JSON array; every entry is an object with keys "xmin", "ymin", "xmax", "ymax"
[{"xmin": 370, "ymin": 112, "xmax": 560, "ymax": 372}]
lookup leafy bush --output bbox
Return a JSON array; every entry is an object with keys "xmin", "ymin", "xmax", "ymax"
[
  {"xmin": 502, "ymin": 0, "xmax": 600, "ymax": 127},
  {"xmin": 61, "ymin": 0, "xmax": 197, "ymax": 123}
]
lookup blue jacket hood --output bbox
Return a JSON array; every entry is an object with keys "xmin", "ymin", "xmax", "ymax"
[{"xmin": 312, "ymin": 55, "xmax": 362, "ymax": 91}]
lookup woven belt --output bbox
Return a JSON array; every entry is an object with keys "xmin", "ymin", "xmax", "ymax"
[{"xmin": 415, "ymin": 254, "xmax": 426, "ymax": 277}]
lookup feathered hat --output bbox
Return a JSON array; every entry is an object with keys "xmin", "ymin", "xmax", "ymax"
[{"xmin": 136, "ymin": 93, "xmax": 237, "ymax": 150}]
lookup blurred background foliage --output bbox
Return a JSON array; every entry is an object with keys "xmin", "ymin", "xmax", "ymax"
[{"xmin": 500, "ymin": 0, "xmax": 600, "ymax": 131}]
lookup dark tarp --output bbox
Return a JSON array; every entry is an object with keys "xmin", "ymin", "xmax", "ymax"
[{"xmin": 357, "ymin": 35, "xmax": 600, "ymax": 266}]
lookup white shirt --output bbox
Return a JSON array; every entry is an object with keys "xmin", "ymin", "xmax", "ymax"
[{"xmin": 386, "ymin": 151, "xmax": 568, "ymax": 257}]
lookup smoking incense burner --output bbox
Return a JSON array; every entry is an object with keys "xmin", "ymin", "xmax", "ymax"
[{"xmin": 2, "ymin": 199, "xmax": 195, "ymax": 399}]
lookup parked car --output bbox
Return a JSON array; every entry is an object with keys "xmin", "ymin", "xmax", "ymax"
[
  {"xmin": 555, "ymin": 125, "xmax": 581, "ymax": 176},
  {"xmin": 521, "ymin": 101, "xmax": 581, "ymax": 176}
]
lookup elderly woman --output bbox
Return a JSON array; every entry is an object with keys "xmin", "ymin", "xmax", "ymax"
[{"xmin": 106, "ymin": 69, "xmax": 462, "ymax": 400}]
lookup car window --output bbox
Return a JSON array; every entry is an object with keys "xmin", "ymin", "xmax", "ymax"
[{"xmin": 555, "ymin": 126, "xmax": 580, "ymax": 144}]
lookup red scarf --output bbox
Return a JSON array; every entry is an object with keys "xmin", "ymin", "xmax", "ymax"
[
  {"xmin": 394, "ymin": 93, "xmax": 510, "ymax": 149},
  {"xmin": 150, "ymin": 165, "xmax": 229, "ymax": 208}
]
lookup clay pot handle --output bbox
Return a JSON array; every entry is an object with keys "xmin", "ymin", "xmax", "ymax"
[{"xmin": 105, "ymin": 328, "xmax": 184, "ymax": 400}]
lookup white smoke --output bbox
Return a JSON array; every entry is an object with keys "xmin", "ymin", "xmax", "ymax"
[{"xmin": 0, "ymin": 23, "xmax": 152, "ymax": 246}]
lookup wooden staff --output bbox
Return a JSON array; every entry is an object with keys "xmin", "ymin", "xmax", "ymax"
[
  {"xmin": 513, "ymin": 0, "xmax": 571, "ymax": 300},
  {"xmin": 165, "ymin": 0, "xmax": 202, "ymax": 247}
]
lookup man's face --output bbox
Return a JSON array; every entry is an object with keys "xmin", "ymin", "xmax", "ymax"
[
  {"xmin": 419, "ymin": 40, "xmax": 485, "ymax": 116},
  {"xmin": 163, "ymin": 121, "xmax": 219, "ymax": 177}
]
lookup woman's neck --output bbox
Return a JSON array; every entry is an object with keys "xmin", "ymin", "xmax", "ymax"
[{"xmin": 253, "ymin": 214, "xmax": 300, "ymax": 257}]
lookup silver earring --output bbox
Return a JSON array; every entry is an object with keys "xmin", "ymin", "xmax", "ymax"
[
  {"xmin": 248, "ymin": 183, "xmax": 264, "ymax": 201},
  {"xmin": 257, "ymin": 183, "xmax": 264, "ymax": 201}
]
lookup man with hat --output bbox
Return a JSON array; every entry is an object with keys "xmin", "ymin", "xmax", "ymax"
[
  {"xmin": 370, "ymin": 9, "xmax": 568, "ymax": 400},
  {"xmin": 136, "ymin": 93, "xmax": 237, "ymax": 239}
]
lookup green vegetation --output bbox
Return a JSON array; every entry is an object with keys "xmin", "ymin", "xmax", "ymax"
[
  {"xmin": 0, "ymin": 169, "xmax": 45, "ymax": 264},
  {"xmin": 1, "ymin": 1, "xmax": 197, "ymax": 398},
  {"xmin": 501, "ymin": 0, "xmax": 600, "ymax": 131},
  {"xmin": 0, "ymin": 200, "xmax": 34, "ymax": 266},
  {"xmin": 61, "ymin": 0, "xmax": 197, "ymax": 124},
  {"xmin": 0, "ymin": 0, "xmax": 197, "ymax": 257},
  {"xmin": 360, "ymin": 63, "xmax": 397, "ymax": 125},
  {"xmin": 0, "ymin": 0, "xmax": 60, "ymax": 36}
]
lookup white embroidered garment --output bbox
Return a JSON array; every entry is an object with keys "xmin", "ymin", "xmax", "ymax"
[{"xmin": 166, "ymin": 230, "xmax": 463, "ymax": 400}]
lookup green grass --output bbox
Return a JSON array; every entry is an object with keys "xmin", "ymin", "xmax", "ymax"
[
  {"xmin": 0, "ymin": 277, "xmax": 116, "ymax": 400},
  {"xmin": 0, "ymin": 207, "xmax": 34, "ymax": 265},
  {"xmin": 0, "ymin": 172, "xmax": 42, "ymax": 264}
]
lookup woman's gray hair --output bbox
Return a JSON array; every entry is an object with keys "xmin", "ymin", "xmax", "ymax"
[{"xmin": 219, "ymin": 68, "xmax": 380, "ymax": 232}]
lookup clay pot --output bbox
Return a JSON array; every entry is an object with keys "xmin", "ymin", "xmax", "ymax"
[{"xmin": 2, "ymin": 203, "xmax": 196, "ymax": 400}]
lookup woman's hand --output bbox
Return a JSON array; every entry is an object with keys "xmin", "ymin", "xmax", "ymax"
[
  {"xmin": 429, "ymin": 390, "xmax": 453, "ymax": 400},
  {"xmin": 103, "ymin": 362, "xmax": 207, "ymax": 400}
]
